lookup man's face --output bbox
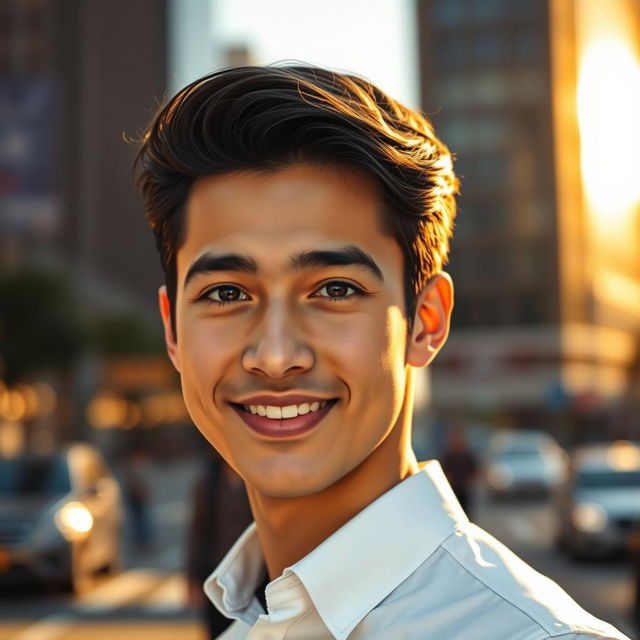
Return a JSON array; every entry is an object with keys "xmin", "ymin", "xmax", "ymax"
[{"xmin": 164, "ymin": 165, "xmax": 416, "ymax": 498}]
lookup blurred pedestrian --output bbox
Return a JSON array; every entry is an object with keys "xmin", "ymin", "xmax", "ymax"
[
  {"xmin": 440, "ymin": 424, "xmax": 478, "ymax": 518},
  {"xmin": 122, "ymin": 445, "xmax": 153, "ymax": 552},
  {"xmin": 186, "ymin": 451, "xmax": 253, "ymax": 639}
]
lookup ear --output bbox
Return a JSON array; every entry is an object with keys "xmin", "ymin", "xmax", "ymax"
[
  {"xmin": 158, "ymin": 285, "xmax": 181, "ymax": 372},
  {"xmin": 406, "ymin": 272, "xmax": 454, "ymax": 368}
]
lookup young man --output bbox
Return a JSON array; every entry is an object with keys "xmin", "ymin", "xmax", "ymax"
[{"xmin": 135, "ymin": 65, "xmax": 628, "ymax": 639}]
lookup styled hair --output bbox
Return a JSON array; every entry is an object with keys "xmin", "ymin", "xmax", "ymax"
[{"xmin": 135, "ymin": 64, "xmax": 458, "ymax": 336}]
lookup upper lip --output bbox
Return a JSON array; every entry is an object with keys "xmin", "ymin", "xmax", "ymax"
[{"xmin": 231, "ymin": 394, "xmax": 336, "ymax": 407}]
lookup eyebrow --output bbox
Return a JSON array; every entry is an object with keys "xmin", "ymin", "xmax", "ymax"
[
  {"xmin": 184, "ymin": 254, "xmax": 257, "ymax": 288},
  {"xmin": 183, "ymin": 245, "xmax": 383, "ymax": 289},
  {"xmin": 290, "ymin": 246, "xmax": 384, "ymax": 281}
]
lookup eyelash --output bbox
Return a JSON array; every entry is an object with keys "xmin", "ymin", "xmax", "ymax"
[
  {"xmin": 198, "ymin": 281, "xmax": 366, "ymax": 306},
  {"xmin": 311, "ymin": 281, "xmax": 365, "ymax": 302},
  {"xmin": 198, "ymin": 285, "xmax": 250, "ymax": 306}
]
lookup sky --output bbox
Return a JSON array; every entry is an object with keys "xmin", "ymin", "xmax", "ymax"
[{"xmin": 210, "ymin": 0, "xmax": 419, "ymax": 108}]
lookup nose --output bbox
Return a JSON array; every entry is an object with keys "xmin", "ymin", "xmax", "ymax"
[{"xmin": 242, "ymin": 299, "xmax": 314, "ymax": 379}]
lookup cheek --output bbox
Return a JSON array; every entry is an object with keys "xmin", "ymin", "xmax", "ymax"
[
  {"xmin": 382, "ymin": 305, "xmax": 410, "ymax": 398},
  {"xmin": 319, "ymin": 305, "xmax": 407, "ymax": 405},
  {"xmin": 357, "ymin": 305, "xmax": 408, "ymax": 442},
  {"xmin": 176, "ymin": 317, "xmax": 241, "ymax": 440},
  {"xmin": 179, "ymin": 316, "xmax": 238, "ymax": 379}
]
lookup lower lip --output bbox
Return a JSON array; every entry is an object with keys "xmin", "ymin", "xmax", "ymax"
[{"xmin": 231, "ymin": 401, "xmax": 337, "ymax": 438}]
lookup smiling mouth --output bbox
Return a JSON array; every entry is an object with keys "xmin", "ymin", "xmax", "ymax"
[{"xmin": 230, "ymin": 399, "xmax": 338, "ymax": 438}]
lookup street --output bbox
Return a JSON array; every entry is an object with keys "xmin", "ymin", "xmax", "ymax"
[
  {"xmin": 0, "ymin": 462, "xmax": 637, "ymax": 640},
  {"xmin": 0, "ymin": 571, "xmax": 200, "ymax": 640}
]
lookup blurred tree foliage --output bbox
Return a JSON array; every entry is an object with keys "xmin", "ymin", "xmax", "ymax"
[
  {"xmin": 0, "ymin": 267, "xmax": 165, "ymax": 385},
  {"xmin": 89, "ymin": 312, "xmax": 164, "ymax": 355},
  {"xmin": 0, "ymin": 267, "xmax": 86, "ymax": 383}
]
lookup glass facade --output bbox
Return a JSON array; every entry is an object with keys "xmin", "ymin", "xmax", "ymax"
[{"xmin": 419, "ymin": 0, "xmax": 556, "ymax": 329}]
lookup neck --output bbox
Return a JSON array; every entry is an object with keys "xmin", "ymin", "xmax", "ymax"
[{"xmin": 246, "ymin": 385, "xmax": 419, "ymax": 581}]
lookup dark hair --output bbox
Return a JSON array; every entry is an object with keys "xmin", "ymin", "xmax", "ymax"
[{"xmin": 135, "ymin": 63, "xmax": 458, "ymax": 336}]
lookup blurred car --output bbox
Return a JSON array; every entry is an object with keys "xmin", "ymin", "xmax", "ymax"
[
  {"xmin": 0, "ymin": 443, "xmax": 122, "ymax": 592},
  {"xmin": 555, "ymin": 440, "xmax": 640, "ymax": 559},
  {"xmin": 485, "ymin": 430, "xmax": 568, "ymax": 498}
]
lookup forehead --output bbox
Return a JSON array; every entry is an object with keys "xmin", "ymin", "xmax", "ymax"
[{"xmin": 178, "ymin": 164, "xmax": 400, "ymax": 275}]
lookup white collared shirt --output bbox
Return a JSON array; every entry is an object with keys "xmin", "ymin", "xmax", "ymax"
[{"xmin": 204, "ymin": 461, "xmax": 630, "ymax": 640}]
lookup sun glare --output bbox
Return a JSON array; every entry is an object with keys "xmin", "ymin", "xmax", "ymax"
[{"xmin": 577, "ymin": 36, "xmax": 640, "ymax": 219}]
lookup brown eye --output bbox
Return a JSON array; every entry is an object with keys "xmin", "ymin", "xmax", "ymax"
[
  {"xmin": 326, "ymin": 283, "xmax": 349, "ymax": 298},
  {"xmin": 204, "ymin": 285, "xmax": 250, "ymax": 304},
  {"xmin": 218, "ymin": 286, "xmax": 242, "ymax": 301},
  {"xmin": 314, "ymin": 281, "xmax": 362, "ymax": 300}
]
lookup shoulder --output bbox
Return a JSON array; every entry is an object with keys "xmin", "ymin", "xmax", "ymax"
[{"xmin": 435, "ymin": 523, "xmax": 630, "ymax": 640}]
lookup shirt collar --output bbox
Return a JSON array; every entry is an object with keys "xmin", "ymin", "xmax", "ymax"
[
  {"xmin": 205, "ymin": 460, "xmax": 468, "ymax": 637},
  {"xmin": 204, "ymin": 522, "xmax": 266, "ymax": 625}
]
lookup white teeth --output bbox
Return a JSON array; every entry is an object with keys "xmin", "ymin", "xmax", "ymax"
[
  {"xmin": 281, "ymin": 404, "xmax": 298, "ymax": 419},
  {"xmin": 266, "ymin": 406, "xmax": 282, "ymax": 419},
  {"xmin": 242, "ymin": 400, "xmax": 333, "ymax": 419}
]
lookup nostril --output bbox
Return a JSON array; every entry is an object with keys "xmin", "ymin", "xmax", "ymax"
[{"xmin": 241, "ymin": 338, "xmax": 315, "ymax": 378}]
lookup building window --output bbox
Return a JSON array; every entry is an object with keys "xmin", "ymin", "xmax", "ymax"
[
  {"xmin": 516, "ymin": 294, "xmax": 545, "ymax": 325},
  {"xmin": 439, "ymin": 113, "xmax": 511, "ymax": 152},
  {"xmin": 510, "ymin": 0, "xmax": 542, "ymax": 20},
  {"xmin": 472, "ymin": 0, "xmax": 506, "ymax": 24},
  {"xmin": 473, "ymin": 70, "xmax": 509, "ymax": 106},
  {"xmin": 515, "ymin": 29, "xmax": 542, "ymax": 62},
  {"xmin": 473, "ymin": 31, "xmax": 507, "ymax": 64},
  {"xmin": 432, "ymin": 0, "xmax": 468, "ymax": 27},
  {"xmin": 439, "ymin": 34, "xmax": 468, "ymax": 69},
  {"xmin": 513, "ymin": 244, "xmax": 550, "ymax": 283},
  {"xmin": 511, "ymin": 68, "xmax": 545, "ymax": 103},
  {"xmin": 471, "ymin": 198, "xmax": 505, "ymax": 233},
  {"xmin": 476, "ymin": 151, "xmax": 508, "ymax": 185},
  {"xmin": 437, "ymin": 75, "xmax": 470, "ymax": 106}
]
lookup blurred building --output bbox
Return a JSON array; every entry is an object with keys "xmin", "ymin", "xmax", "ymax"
[
  {"xmin": 0, "ymin": 0, "xmax": 60, "ymax": 267},
  {"xmin": 0, "ymin": 0, "xmax": 167, "ymax": 317},
  {"xmin": 418, "ymin": 0, "xmax": 640, "ymax": 437}
]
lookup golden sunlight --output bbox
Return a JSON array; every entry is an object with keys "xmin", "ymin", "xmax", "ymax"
[{"xmin": 576, "ymin": 15, "xmax": 640, "ymax": 220}]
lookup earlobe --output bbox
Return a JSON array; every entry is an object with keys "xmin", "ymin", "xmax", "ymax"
[
  {"xmin": 158, "ymin": 285, "xmax": 181, "ymax": 372},
  {"xmin": 406, "ymin": 272, "xmax": 454, "ymax": 368}
]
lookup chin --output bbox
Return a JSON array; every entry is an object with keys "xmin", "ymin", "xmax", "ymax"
[{"xmin": 246, "ymin": 463, "xmax": 339, "ymax": 499}]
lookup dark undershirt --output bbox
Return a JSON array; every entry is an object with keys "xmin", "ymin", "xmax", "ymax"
[{"xmin": 254, "ymin": 573, "xmax": 270, "ymax": 613}]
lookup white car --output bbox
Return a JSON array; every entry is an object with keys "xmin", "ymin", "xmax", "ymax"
[
  {"xmin": 0, "ymin": 443, "xmax": 122, "ymax": 593},
  {"xmin": 555, "ymin": 441, "xmax": 640, "ymax": 559},
  {"xmin": 485, "ymin": 430, "xmax": 568, "ymax": 498}
]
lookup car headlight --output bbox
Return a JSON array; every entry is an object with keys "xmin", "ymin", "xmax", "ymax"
[
  {"xmin": 571, "ymin": 502, "xmax": 608, "ymax": 533},
  {"xmin": 55, "ymin": 502, "xmax": 94, "ymax": 541},
  {"xmin": 488, "ymin": 464, "xmax": 513, "ymax": 490}
]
